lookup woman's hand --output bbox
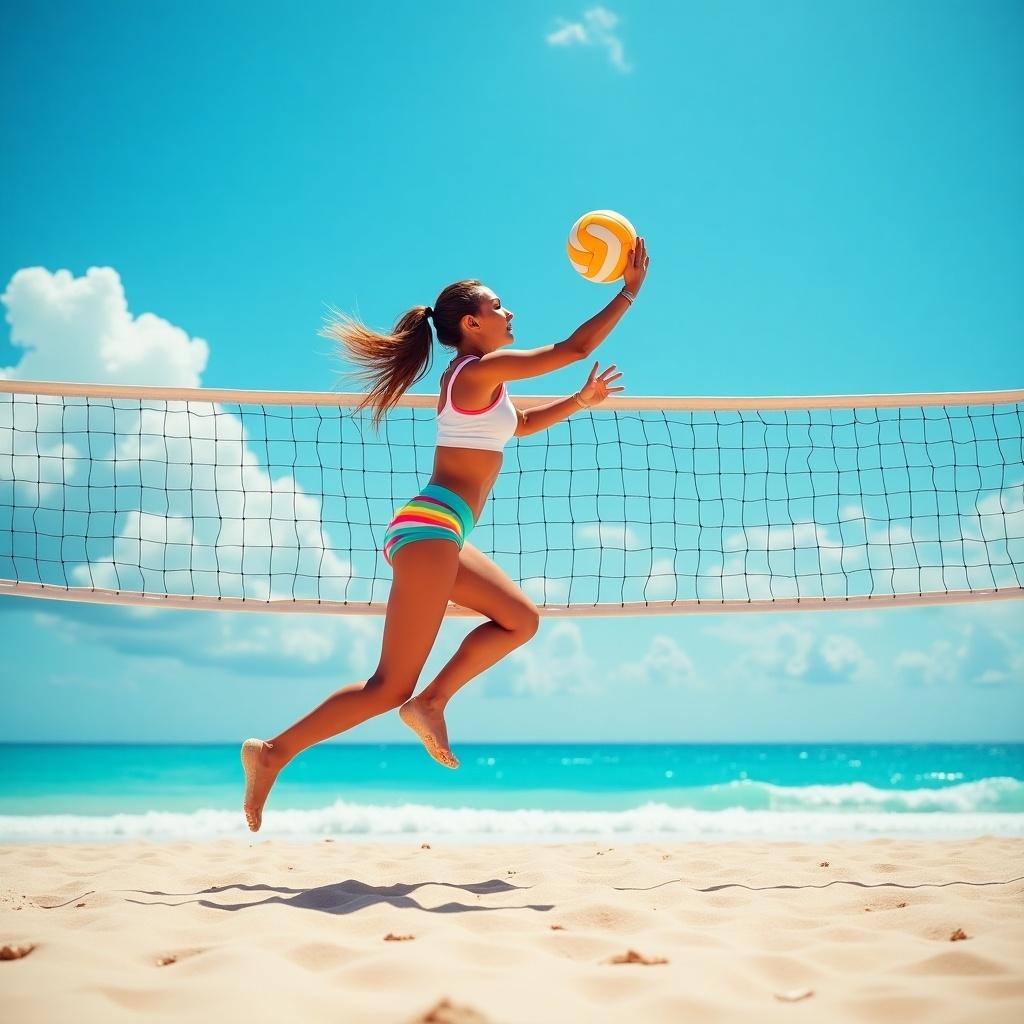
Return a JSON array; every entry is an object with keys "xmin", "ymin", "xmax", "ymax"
[
  {"xmin": 578, "ymin": 362, "xmax": 625, "ymax": 407},
  {"xmin": 622, "ymin": 236, "xmax": 649, "ymax": 294}
]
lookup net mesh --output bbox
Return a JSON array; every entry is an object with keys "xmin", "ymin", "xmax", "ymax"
[{"xmin": 1, "ymin": 385, "xmax": 1022, "ymax": 613}]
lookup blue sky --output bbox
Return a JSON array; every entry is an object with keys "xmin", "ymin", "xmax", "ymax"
[{"xmin": 2, "ymin": 1, "xmax": 1022, "ymax": 743}]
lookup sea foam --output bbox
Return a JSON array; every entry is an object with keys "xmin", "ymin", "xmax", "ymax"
[
  {"xmin": 3, "ymin": 799, "xmax": 1023, "ymax": 845},
  {"xmin": 696, "ymin": 776, "xmax": 1023, "ymax": 812}
]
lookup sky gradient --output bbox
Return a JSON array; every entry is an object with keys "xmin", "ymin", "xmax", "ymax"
[{"xmin": 2, "ymin": 1, "xmax": 1022, "ymax": 742}]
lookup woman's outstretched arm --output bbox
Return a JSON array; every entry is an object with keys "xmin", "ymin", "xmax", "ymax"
[
  {"xmin": 566, "ymin": 236, "xmax": 650, "ymax": 356},
  {"xmin": 515, "ymin": 362, "xmax": 625, "ymax": 436}
]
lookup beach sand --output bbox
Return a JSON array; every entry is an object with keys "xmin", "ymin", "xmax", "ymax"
[{"xmin": 1, "ymin": 837, "xmax": 1022, "ymax": 1023}]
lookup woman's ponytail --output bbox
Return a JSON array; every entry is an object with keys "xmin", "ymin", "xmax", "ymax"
[
  {"xmin": 321, "ymin": 305, "xmax": 434, "ymax": 431},
  {"xmin": 321, "ymin": 279, "xmax": 486, "ymax": 432}
]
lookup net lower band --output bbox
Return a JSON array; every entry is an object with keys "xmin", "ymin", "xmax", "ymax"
[{"xmin": 1, "ymin": 382, "xmax": 1021, "ymax": 616}]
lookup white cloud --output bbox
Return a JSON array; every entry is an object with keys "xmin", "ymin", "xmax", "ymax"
[
  {"xmin": 704, "ymin": 620, "xmax": 875, "ymax": 688},
  {"xmin": 497, "ymin": 620, "xmax": 598, "ymax": 697},
  {"xmin": 546, "ymin": 6, "xmax": 631, "ymax": 73},
  {"xmin": 702, "ymin": 607, "xmax": 1023, "ymax": 693},
  {"xmin": 720, "ymin": 520, "xmax": 849, "ymax": 579},
  {"xmin": 1, "ymin": 265, "xmax": 374, "ymax": 671},
  {"xmin": 1, "ymin": 266, "xmax": 208, "ymax": 385},
  {"xmin": 65, "ymin": 402, "xmax": 354, "ymax": 603},
  {"xmin": 520, "ymin": 575, "xmax": 569, "ymax": 603},
  {"xmin": 894, "ymin": 643, "xmax": 961, "ymax": 686},
  {"xmin": 576, "ymin": 522, "xmax": 643, "ymax": 549},
  {"xmin": 644, "ymin": 556, "xmax": 677, "ymax": 600},
  {"xmin": 708, "ymin": 475, "xmax": 1024, "ymax": 601},
  {"xmin": 1, "ymin": 267, "xmax": 357, "ymax": 605},
  {"xmin": 31, "ymin": 603, "xmax": 381, "ymax": 679},
  {"xmin": 961, "ymin": 483, "xmax": 1024, "ymax": 544},
  {"xmin": 819, "ymin": 633, "xmax": 869, "ymax": 676},
  {"xmin": 547, "ymin": 23, "xmax": 587, "ymax": 46},
  {"xmin": 616, "ymin": 633, "xmax": 698, "ymax": 688},
  {"xmin": 895, "ymin": 621, "xmax": 1024, "ymax": 688}
]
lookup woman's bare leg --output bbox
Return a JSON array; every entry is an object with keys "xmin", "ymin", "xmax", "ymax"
[
  {"xmin": 400, "ymin": 542, "xmax": 540, "ymax": 768},
  {"xmin": 241, "ymin": 539, "xmax": 461, "ymax": 831},
  {"xmin": 399, "ymin": 622, "xmax": 535, "ymax": 767}
]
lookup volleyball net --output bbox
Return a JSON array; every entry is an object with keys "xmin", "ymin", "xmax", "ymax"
[{"xmin": 1, "ymin": 380, "xmax": 1021, "ymax": 616}]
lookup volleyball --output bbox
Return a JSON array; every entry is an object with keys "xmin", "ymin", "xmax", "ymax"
[{"xmin": 566, "ymin": 209, "xmax": 638, "ymax": 283}]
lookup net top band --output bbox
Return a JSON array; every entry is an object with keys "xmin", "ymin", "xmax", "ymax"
[{"xmin": 2, "ymin": 379, "xmax": 1022, "ymax": 411}]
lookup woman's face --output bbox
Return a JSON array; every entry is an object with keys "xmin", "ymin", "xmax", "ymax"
[{"xmin": 464, "ymin": 287, "xmax": 514, "ymax": 351}]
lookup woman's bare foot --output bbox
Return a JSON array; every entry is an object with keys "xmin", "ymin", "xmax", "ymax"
[
  {"xmin": 399, "ymin": 697, "xmax": 459, "ymax": 769},
  {"xmin": 240, "ymin": 738, "xmax": 282, "ymax": 832}
]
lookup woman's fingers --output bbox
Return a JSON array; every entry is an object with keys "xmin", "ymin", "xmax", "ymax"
[
  {"xmin": 586, "ymin": 364, "xmax": 625, "ymax": 399},
  {"xmin": 626, "ymin": 237, "xmax": 649, "ymax": 272},
  {"xmin": 631, "ymin": 236, "xmax": 649, "ymax": 272}
]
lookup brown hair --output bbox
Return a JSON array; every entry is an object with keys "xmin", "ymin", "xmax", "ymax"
[{"xmin": 321, "ymin": 279, "xmax": 488, "ymax": 430}]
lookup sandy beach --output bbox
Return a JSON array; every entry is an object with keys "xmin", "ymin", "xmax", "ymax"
[{"xmin": 1, "ymin": 837, "xmax": 1022, "ymax": 1023}]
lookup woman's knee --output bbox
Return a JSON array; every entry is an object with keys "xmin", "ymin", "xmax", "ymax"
[
  {"xmin": 365, "ymin": 673, "xmax": 416, "ymax": 711},
  {"xmin": 507, "ymin": 603, "xmax": 540, "ymax": 642}
]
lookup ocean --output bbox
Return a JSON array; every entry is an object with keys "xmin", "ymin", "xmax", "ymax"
[{"xmin": 1, "ymin": 742, "xmax": 1022, "ymax": 844}]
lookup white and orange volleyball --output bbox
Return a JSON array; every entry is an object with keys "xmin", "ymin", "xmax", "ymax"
[{"xmin": 567, "ymin": 209, "xmax": 638, "ymax": 283}]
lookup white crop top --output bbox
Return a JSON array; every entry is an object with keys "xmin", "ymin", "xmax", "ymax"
[{"xmin": 436, "ymin": 354, "xmax": 518, "ymax": 452}]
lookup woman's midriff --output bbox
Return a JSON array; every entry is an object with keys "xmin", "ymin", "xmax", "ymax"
[{"xmin": 428, "ymin": 446, "xmax": 502, "ymax": 523}]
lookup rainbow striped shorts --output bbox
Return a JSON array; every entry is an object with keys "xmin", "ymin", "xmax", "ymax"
[{"xmin": 381, "ymin": 483, "xmax": 476, "ymax": 567}]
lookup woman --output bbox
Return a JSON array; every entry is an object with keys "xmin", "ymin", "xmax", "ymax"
[{"xmin": 241, "ymin": 239, "xmax": 649, "ymax": 831}]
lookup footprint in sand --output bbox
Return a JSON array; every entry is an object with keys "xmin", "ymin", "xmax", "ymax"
[
  {"xmin": 155, "ymin": 947, "xmax": 205, "ymax": 967},
  {"xmin": 413, "ymin": 997, "xmax": 490, "ymax": 1023},
  {"xmin": 0, "ymin": 943, "xmax": 35, "ymax": 960},
  {"xmin": 606, "ymin": 949, "xmax": 668, "ymax": 965}
]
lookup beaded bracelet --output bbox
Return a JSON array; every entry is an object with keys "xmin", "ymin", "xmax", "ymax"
[
  {"xmin": 572, "ymin": 392, "xmax": 591, "ymax": 409},
  {"xmin": 620, "ymin": 287, "xmax": 636, "ymax": 304}
]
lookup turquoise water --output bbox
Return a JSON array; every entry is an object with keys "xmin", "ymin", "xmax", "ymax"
[{"xmin": 1, "ymin": 743, "xmax": 1022, "ymax": 842}]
